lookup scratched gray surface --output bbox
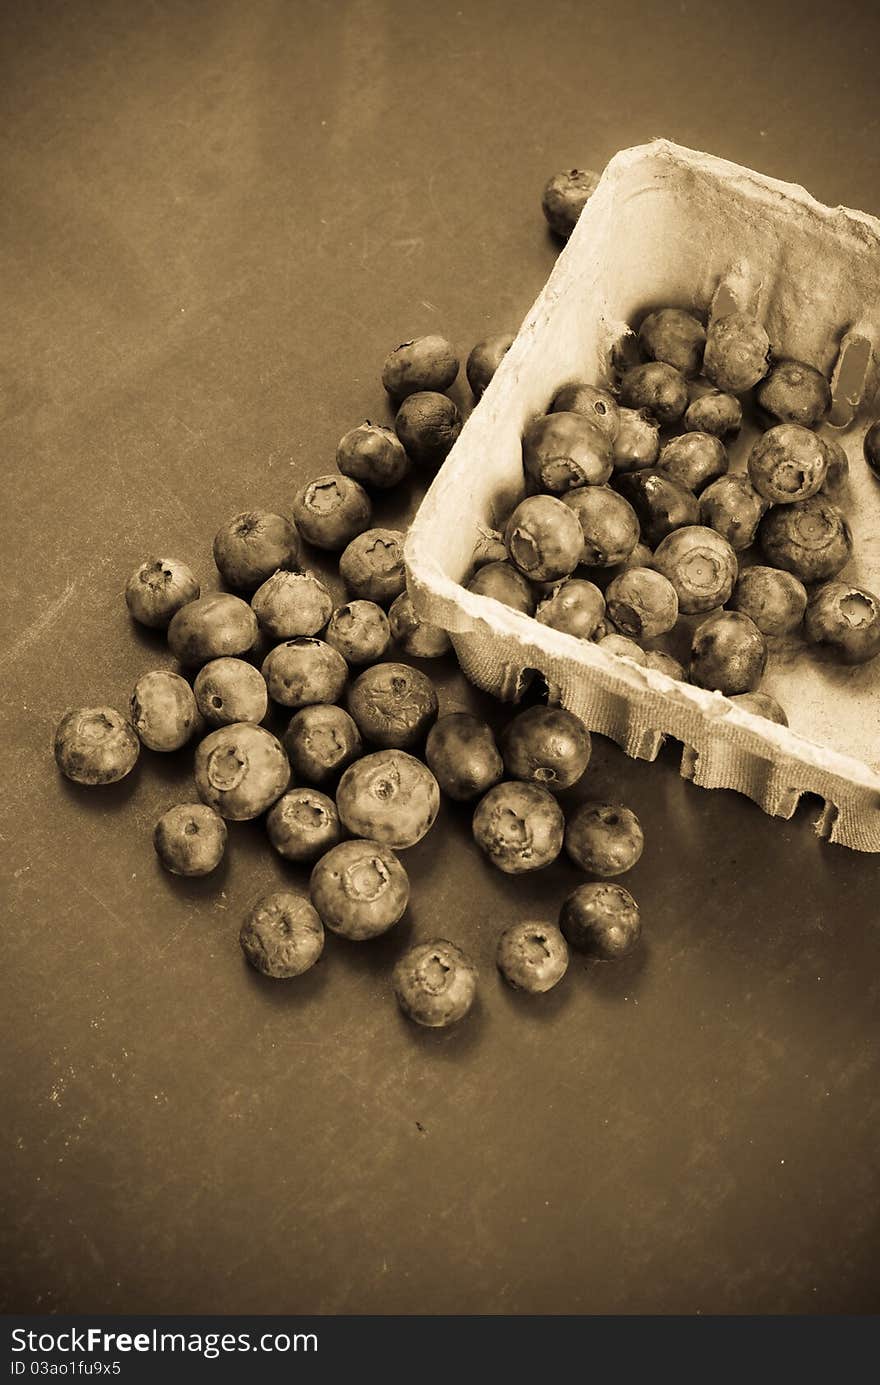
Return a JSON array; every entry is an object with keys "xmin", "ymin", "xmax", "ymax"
[{"xmin": 2, "ymin": 0, "xmax": 879, "ymax": 1315}]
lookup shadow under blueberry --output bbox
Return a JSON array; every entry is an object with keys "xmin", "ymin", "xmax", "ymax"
[
  {"xmin": 544, "ymin": 226, "xmax": 567, "ymax": 257},
  {"xmin": 446, "ymin": 372, "xmax": 476, "ymax": 422},
  {"xmin": 142, "ymin": 742, "xmax": 200, "ymax": 789},
  {"xmin": 367, "ymin": 469, "xmax": 428, "ymax": 534},
  {"xmin": 421, "ymin": 798, "xmax": 472, "ymax": 868},
  {"xmin": 243, "ymin": 626, "xmax": 276, "ymax": 669},
  {"xmin": 227, "ymin": 812, "xmax": 280, "ymax": 853},
  {"xmin": 126, "ymin": 619, "xmax": 178, "ymax": 663},
  {"xmin": 321, "ymin": 905, "xmax": 416, "ymax": 978},
  {"xmin": 580, "ymin": 938, "xmax": 650, "ymax": 1000},
  {"xmin": 239, "ymin": 948, "xmax": 331, "ymax": 1005},
  {"xmin": 151, "ymin": 847, "xmax": 232, "ymax": 897},
  {"xmin": 393, "ymin": 989, "xmax": 487, "ymax": 1057},
  {"xmin": 494, "ymin": 966, "xmax": 575, "ymax": 1021},
  {"xmin": 261, "ymin": 698, "xmax": 290, "ymax": 740},
  {"xmin": 399, "ymin": 798, "xmax": 482, "ymax": 890},
  {"xmin": 57, "ymin": 763, "xmax": 142, "ymax": 811}
]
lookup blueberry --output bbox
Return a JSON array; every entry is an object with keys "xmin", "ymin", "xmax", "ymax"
[
  {"xmin": 292, "ymin": 475, "xmax": 372, "ymax": 551},
  {"xmin": 466, "ymin": 560, "xmax": 536, "ymax": 616},
  {"xmin": 125, "ymin": 557, "xmax": 200, "ymax": 629},
  {"xmin": 652, "ymin": 525, "xmax": 738, "ymax": 615},
  {"xmin": 324, "ymin": 600, "xmax": 392, "ymax": 664},
  {"xmin": 346, "ymin": 662, "xmax": 438, "ymax": 750},
  {"xmin": 643, "ymin": 650, "xmax": 685, "ymax": 679},
  {"xmin": 698, "ymin": 475, "xmax": 766, "ymax": 551},
  {"xmin": 496, "ymin": 921, "xmax": 569, "ymax": 993},
  {"xmin": 658, "ymin": 432, "xmax": 728, "ymax": 493},
  {"xmin": 239, "ymin": 892, "xmax": 324, "ymax": 978},
  {"xmin": 611, "ymin": 408, "xmax": 660, "ymax": 472},
  {"xmin": 251, "ymin": 570, "xmax": 333, "ymax": 639},
  {"xmin": 748, "ymin": 423, "xmax": 828, "ymax": 504},
  {"xmin": 338, "ymin": 529, "xmax": 407, "ymax": 605},
  {"xmin": 54, "ymin": 706, "xmax": 140, "ymax": 786},
  {"xmin": 393, "ymin": 939, "xmax": 478, "ymax": 1027},
  {"xmin": 261, "ymin": 638, "xmax": 348, "ymax": 708},
  {"xmin": 336, "ymin": 422, "xmax": 412, "ymax": 490},
  {"xmin": 559, "ymin": 883, "xmax": 641, "ymax": 959},
  {"xmin": 550, "ymin": 383, "xmax": 620, "ymax": 440},
  {"xmin": 638, "ymin": 308, "xmax": 706, "ymax": 377},
  {"xmin": 425, "ymin": 713, "xmax": 503, "ymax": 802},
  {"xmin": 394, "ymin": 392, "xmax": 462, "ymax": 469},
  {"xmin": 612, "ymin": 469, "xmax": 699, "ymax": 548},
  {"xmin": 504, "ymin": 494, "xmax": 585, "ymax": 581},
  {"xmin": 758, "ymin": 496, "xmax": 853, "ymax": 583},
  {"xmin": 130, "ymin": 670, "xmax": 201, "ymax": 752},
  {"xmin": 522, "ymin": 411, "xmax": 613, "ymax": 494},
  {"xmin": 310, "ymin": 839, "xmax": 409, "ymax": 940},
  {"xmin": 611, "ymin": 327, "xmax": 642, "ymax": 377},
  {"xmin": 382, "ymin": 335, "xmax": 459, "ymax": 401},
  {"xmin": 266, "ymin": 788, "xmax": 341, "ymax": 863},
  {"xmin": 499, "ymin": 705, "xmax": 591, "ymax": 792},
  {"xmin": 619, "ymin": 542, "xmax": 654, "ymax": 571},
  {"xmin": 820, "ymin": 437, "xmax": 849, "ymax": 497},
  {"xmin": 541, "ymin": 168, "xmax": 600, "ymax": 239},
  {"xmin": 388, "ymin": 591, "xmax": 451, "ymax": 658},
  {"xmin": 595, "ymin": 634, "xmax": 647, "ymax": 665},
  {"xmin": 283, "ymin": 704, "xmax": 363, "ymax": 785},
  {"xmin": 561, "ymin": 485, "xmax": 640, "ymax": 567},
  {"xmin": 535, "ymin": 578, "xmax": 606, "ymax": 639},
  {"xmin": 683, "ymin": 389, "xmax": 742, "ymax": 439},
  {"xmin": 729, "ymin": 693, "xmax": 788, "ymax": 725},
  {"xmin": 466, "ymin": 333, "xmax": 515, "ymax": 398},
  {"xmin": 194, "ymin": 657, "xmax": 268, "ymax": 727},
  {"xmin": 864, "ymin": 421, "xmax": 880, "ymax": 478},
  {"xmin": 472, "ymin": 781, "xmax": 565, "ymax": 873},
  {"xmin": 153, "ymin": 803, "xmax": 227, "ymax": 877},
  {"xmin": 729, "ymin": 567, "xmax": 807, "ymax": 637},
  {"xmin": 804, "ymin": 582, "xmax": 880, "ymax": 664},
  {"xmin": 564, "ymin": 802, "xmax": 644, "ymax": 877},
  {"xmin": 193, "ymin": 723, "xmax": 289, "ymax": 820},
  {"xmin": 604, "ymin": 567, "xmax": 678, "ymax": 640},
  {"xmin": 471, "ymin": 529, "xmax": 510, "ymax": 569},
  {"xmin": 756, "ymin": 358, "xmax": 831, "ymax": 428},
  {"xmin": 702, "ymin": 312, "xmax": 770, "ymax": 393},
  {"xmin": 336, "ymin": 750, "xmax": 440, "ymax": 849},
  {"xmin": 688, "ymin": 611, "xmax": 767, "ymax": 695},
  {"xmin": 167, "ymin": 593, "xmax": 259, "ymax": 667},
  {"xmin": 212, "ymin": 511, "xmax": 301, "ymax": 590},
  {"xmin": 618, "ymin": 362, "xmax": 688, "ymax": 426}
]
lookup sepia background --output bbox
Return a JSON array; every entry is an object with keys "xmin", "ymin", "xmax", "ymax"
[{"xmin": 2, "ymin": 0, "xmax": 879, "ymax": 1314}]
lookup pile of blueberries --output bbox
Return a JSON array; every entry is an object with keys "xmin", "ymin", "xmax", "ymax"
[
  {"xmin": 53, "ymin": 326, "xmax": 647, "ymax": 1030},
  {"xmin": 52, "ymin": 170, "xmax": 880, "ymax": 1031},
  {"xmin": 531, "ymin": 168, "xmax": 880, "ymax": 701},
  {"xmin": 468, "ymin": 312, "xmax": 880, "ymax": 725}
]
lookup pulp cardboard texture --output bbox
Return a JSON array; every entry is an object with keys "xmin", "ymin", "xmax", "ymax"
[{"xmin": 406, "ymin": 141, "xmax": 880, "ymax": 852}]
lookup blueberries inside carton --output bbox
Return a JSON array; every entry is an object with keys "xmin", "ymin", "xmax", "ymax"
[{"xmin": 406, "ymin": 140, "xmax": 880, "ymax": 849}]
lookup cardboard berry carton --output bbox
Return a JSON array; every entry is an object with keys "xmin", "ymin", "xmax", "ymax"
[{"xmin": 406, "ymin": 140, "xmax": 880, "ymax": 851}]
